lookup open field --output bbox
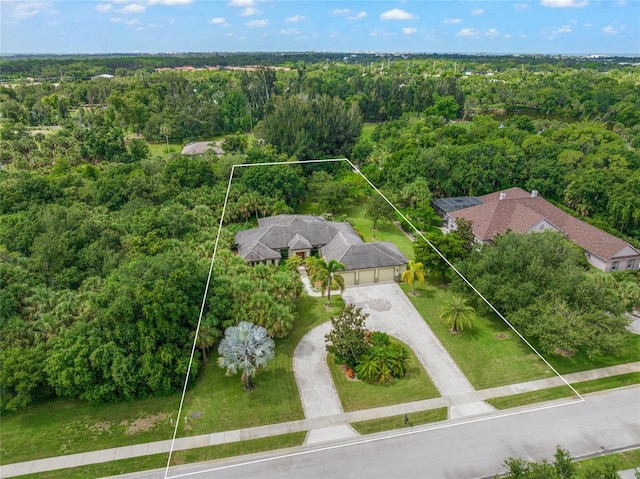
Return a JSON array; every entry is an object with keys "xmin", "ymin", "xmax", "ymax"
[
  {"xmin": 328, "ymin": 338, "xmax": 440, "ymax": 412},
  {"xmin": 0, "ymin": 294, "xmax": 342, "ymax": 465}
]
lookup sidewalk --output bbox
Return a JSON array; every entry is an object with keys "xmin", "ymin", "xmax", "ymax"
[{"xmin": 3, "ymin": 362, "xmax": 638, "ymax": 478}]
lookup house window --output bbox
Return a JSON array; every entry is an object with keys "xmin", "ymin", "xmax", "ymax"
[
  {"xmin": 628, "ymin": 260, "xmax": 635, "ymax": 270},
  {"xmin": 611, "ymin": 261, "xmax": 619, "ymax": 271},
  {"xmin": 539, "ymin": 224, "xmax": 544, "ymax": 230}
]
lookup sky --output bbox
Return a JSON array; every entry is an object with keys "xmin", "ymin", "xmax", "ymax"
[{"xmin": 1, "ymin": 0, "xmax": 639, "ymax": 55}]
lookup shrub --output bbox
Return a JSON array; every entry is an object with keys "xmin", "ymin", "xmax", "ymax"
[{"xmin": 355, "ymin": 343, "xmax": 409, "ymax": 384}]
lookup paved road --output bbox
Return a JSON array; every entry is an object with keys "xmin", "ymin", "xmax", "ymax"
[
  {"xmin": 342, "ymin": 283, "xmax": 494, "ymax": 418},
  {"xmin": 107, "ymin": 387, "xmax": 640, "ymax": 479}
]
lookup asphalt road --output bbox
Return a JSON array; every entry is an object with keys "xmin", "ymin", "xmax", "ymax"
[{"xmin": 109, "ymin": 386, "xmax": 640, "ymax": 479}]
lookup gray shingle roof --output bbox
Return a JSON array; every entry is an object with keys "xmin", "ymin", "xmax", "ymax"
[{"xmin": 235, "ymin": 215, "xmax": 408, "ymax": 269}]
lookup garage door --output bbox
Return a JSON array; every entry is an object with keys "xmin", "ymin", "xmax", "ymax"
[
  {"xmin": 358, "ymin": 269, "xmax": 375, "ymax": 285},
  {"xmin": 378, "ymin": 267, "xmax": 395, "ymax": 283},
  {"xmin": 342, "ymin": 271, "xmax": 356, "ymax": 286}
]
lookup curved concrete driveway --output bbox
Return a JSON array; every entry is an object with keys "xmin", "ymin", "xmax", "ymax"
[
  {"xmin": 293, "ymin": 283, "xmax": 494, "ymax": 445},
  {"xmin": 293, "ymin": 322, "xmax": 358, "ymax": 444}
]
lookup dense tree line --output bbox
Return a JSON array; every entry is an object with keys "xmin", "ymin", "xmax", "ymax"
[
  {"xmin": 1, "ymin": 54, "xmax": 639, "ymax": 413},
  {"xmin": 0, "ymin": 126, "xmax": 307, "ymax": 413}
]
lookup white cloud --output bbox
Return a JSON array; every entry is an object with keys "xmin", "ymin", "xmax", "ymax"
[
  {"xmin": 119, "ymin": 4, "xmax": 146, "ymax": 13},
  {"xmin": 348, "ymin": 11, "xmax": 367, "ymax": 20},
  {"xmin": 402, "ymin": 27, "xmax": 417, "ymax": 35},
  {"xmin": 557, "ymin": 24, "xmax": 572, "ymax": 33},
  {"xmin": 584, "ymin": 23, "xmax": 592, "ymax": 27},
  {"xmin": 541, "ymin": 0, "xmax": 588, "ymax": 7},
  {"xmin": 380, "ymin": 9, "xmax": 415, "ymax": 20},
  {"xmin": 111, "ymin": 17, "xmax": 123, "ymax": 22},
  {"xmin": 148, "ymin": 0, "xmax": 193, "ymax": 5},
  {"xmin": 126, "ymin": 19, "xmax": 140, "ymax": 25},
  {"xmin": 240, "ymin": 7, "xmax": 258, "ymax": 16},
  {"xmin": 245, "ymin": 19, "xmax": 268, "ymax": 27},
  {"xmin": 280, "ymin": 28, "xmax": 299, "ymax": 35},
  {"xmin": 504, "ymin": 33, "xmax": 512, "ymax": 38},
  {"xmin": 603, "ymin": 24, "xmax": 625, "ymax": 34},
  {"xmin": 95, "ymin": 3, "xmax": 112, "ymax": 13},
  {"xmin": 332, "ymin": 9, "xmax": 350, "ymax": 15},
  {"xmin": 210, "ymin": 17, "xmax": 227, "ymax": 25},
  {"xmin": 444, "ymin": 18, "xmax": 461, "ymax": 24},
  {"xmin": 514, "ymin": 3, "xmax": 530, "ymax": 10},
  {"xmin": 5, "ymin": 1, "xmax": 52, "ymax": 21},
  {"xmin": 486, "ymin": 28, "xmax": 500, "ymax": 37},
  {"xmin": 472, "ymin": 8, "xmax": 484, "ymax": 15},
  {"xmin": 286, "ymin": 14, "xmax": 305, "ymax": 22},
  {"xmin": 457, "ymin": 28, "xmax": 478, "ymax": 37},
  {"xmin": 229, "ymin": 0, "xmax": 255, "ymax": 6}
]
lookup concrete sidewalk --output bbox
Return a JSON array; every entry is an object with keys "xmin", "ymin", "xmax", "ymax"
[{"xmin": 2, "ymin": 362, "xmax": 638, "ymax": 478}]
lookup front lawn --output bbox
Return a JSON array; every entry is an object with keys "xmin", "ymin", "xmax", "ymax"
[
  {"xmin": 402, "ymin": 280, "xmax": 555, "ymax": 389},
  {"xmin": 351, "ymin": 408, "xmax": 447, "ymax": 435},
  {"xmin": 1, "ymin": 294, "xmax": 343, "ymax": 465},
  {"xmin": 328, "ymin": 338, "xmax": 440, "ymax": 412}
]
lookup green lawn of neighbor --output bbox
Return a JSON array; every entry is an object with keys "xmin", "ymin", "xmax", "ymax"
[
  {"xmin": 360, "ymin": 123, "xmax": 378, "ymax": 142},
  {"xmin": 147, "ymin": 142, "xmax": 183, "ymax": 159},
  {"xmin": 351, "ymin": 408, "xmax": 447, "ymax": 435},
  {"xmin": 328, "ymin": 338, "xmax": 440, "ymax": 412},
  {"xmin": 1, "ymin": 294, "xmax": 343, "ymax": 465},
  {"xmin": 402, "ymin": 280, "xmax": 555, "ymax": 389}
]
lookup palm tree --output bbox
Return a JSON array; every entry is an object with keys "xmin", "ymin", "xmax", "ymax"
[
  {"xmin": 440, "ymin": 296, "xmax": 475, "ymax": 333},
  {"xmin": 217, "ymin": 321, "xmax": 275, "ymax": 390},
  {"xmin": 311, "ymin": 258, "xmax": 346, "ymax": 308},
  {"xmin": 401, "ymin": 260, "xmax": 425, "ymax": 296}
]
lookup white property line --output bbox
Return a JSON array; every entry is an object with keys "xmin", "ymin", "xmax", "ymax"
[{"xmin": 165, "ymin": 157, "xmax": 583, "ymax": 478}]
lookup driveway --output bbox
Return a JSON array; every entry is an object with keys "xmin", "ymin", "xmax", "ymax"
[
  {"xmin": 342, "ymin": 283, "xmax": 494, "ymax": 417},
  {"xmin": 293, "ymin": 284, "xmax": 494, "ymax": 442}
]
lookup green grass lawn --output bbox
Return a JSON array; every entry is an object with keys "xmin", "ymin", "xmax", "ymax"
[
  {"xmin": 575, "ymin": 448, "xmax": 640, "ymax": 478},
  {"xmin": 147, "ymin": 142, "xmax": 183, "ymax": 159},
  {"xmin": 360, "ymin": 123, "xmax": 378, "ymax": 142},
  {"xmin": 486, "ymin": 372, "xmax": 640, "ymax": 410},
  {"xmin": 328, "ymin": 338, "xmax": 440, "ymax": 412},
  {"xmin": 1, "ymin": 294, "xmax": 343, "ymax": 465},
  {"xmin": 402, "ymin": 279, "xmax": 555, "ymax": 389},
  {"xmin": 18, "ymin": 433, "xmax": 306, "ymax": 479},
  {"xmin": 351, "ymin": 408, "xmax": 447, "ymax": 435}
]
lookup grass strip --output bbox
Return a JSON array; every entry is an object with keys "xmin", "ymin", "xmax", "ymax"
[
  {"xmin": 574, "ymin": 448, "xmax": 640, "ymax": 478},
  {"xmin": 351, "ymin": 408, "xmax": 447, "ymax": 435},
  {"xmin": 18, "ymin": 432, "xmax": 306, "ymax": 479},
  {"xmin": 487, "ymin": 372, "xmax": 640, "ymax": 410},
  {"xmin": 328, "ymin": 339, "xmax": 440, "ymax": 412}
]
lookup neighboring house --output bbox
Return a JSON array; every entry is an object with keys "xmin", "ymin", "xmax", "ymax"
[
  {"xmin": 442, "ymin": 187, "xmax": 640, "ymax": 273},
  {"xmin": 235, "ymin": 215, "xmax": 408, "ymax": 285},
  {"xmin": 181, "ymin": 141, "xmax": 224, "ymax": 156}
]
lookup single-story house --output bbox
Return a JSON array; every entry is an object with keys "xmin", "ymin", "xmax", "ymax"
[
  {"xmin": 181, "ymin": 141, "xmax": 224, "ymax": 156},
  {"xmin": 235, "ymin": 215, "xmax": 408, "ymax": 285},
  {"xmin": 442, "ymin": 187, "xmax": 640, "ymax": 273}
]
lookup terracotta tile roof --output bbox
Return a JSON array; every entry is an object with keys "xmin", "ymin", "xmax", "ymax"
[{"xmin": 449, "ymin": 188, "xmax": 639, "ymax": 261}]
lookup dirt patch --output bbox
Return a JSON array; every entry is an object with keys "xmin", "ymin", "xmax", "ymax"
[
  {"xmin": 495, "ymin": 333, "xmax": 510, "ymax": 340},
  {"xmin": 86, "ymin": 421, "xmax": 112, "ymax": 435},
  {"xmin": 125, "ymin": 413, "xmax": 170, "ymax": 435},
  {"xmin": 554, "ymin": 348, "xmax": 575, "ymax": 357}
]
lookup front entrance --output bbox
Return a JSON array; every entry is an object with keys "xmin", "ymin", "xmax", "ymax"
[{"xmin": 296, "ymin": 251, "xmax": 305, "ymax": 258}]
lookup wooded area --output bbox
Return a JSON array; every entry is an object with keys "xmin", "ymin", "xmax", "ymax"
[{"xmin": 1, "ymin": 53, "xmax": 639, "ymax": 414}]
